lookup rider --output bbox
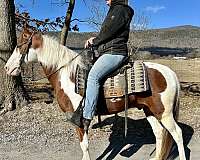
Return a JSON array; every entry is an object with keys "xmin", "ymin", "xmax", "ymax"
[{"xmin": 69, "ymin": 0, "xmax": 134, "ymax": 130}]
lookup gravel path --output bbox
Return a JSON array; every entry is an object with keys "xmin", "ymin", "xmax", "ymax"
[{"xmin": 0, "ymin": 94, "xmax": 199, "ymax": 160}]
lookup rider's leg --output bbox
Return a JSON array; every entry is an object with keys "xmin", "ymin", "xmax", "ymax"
[
  {"xmin": 83, "ymin": 54, "xmax": 126, "ymax": 121},
  {"xmin": 69, "ymin": 53, "xmax": 126, "ymax": 128}
]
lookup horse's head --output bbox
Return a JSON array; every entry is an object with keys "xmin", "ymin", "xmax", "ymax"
[{"xmin": 4, "ymin": 28, "xmax": 43, "ymax": 76}]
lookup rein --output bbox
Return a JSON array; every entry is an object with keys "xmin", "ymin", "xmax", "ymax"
[{"xmin": 32, "ymin": 48, "xmax": 87, "ymax": 81}]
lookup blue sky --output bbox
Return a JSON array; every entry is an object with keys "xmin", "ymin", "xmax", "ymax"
[{"xmin": 15, "ymin": 0, "xmax": 200, "ymax": 32}]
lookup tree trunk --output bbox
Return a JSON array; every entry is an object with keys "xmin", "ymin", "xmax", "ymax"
[
  {"xmin": 60, "ymin": 0, "xmax": 75, "ymax": 45},
  {"xmin": 0, "ymin": 0, "xmax": 28, "ymax": 115}
]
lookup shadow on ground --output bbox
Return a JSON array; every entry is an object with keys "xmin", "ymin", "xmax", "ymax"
[{"xmin": 92, "ymin": 115, "xmax": 194, "ymax": 160}]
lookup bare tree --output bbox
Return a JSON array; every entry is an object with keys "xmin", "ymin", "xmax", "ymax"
[
  {"xmin": 60, "ymin": 0, "xmax": 75, "ymax": 45},
  {"xmin": 0, "ymin": 0, "xmax": 28, "ymax": 115},
  {"xmin": 86, "ymin": 4, "xmax": 107, "ymax": 31},
  {"xmin": 0, "ymin": 0, "xmax": 80, "ymax": 115},
  {"xmin": 84, "ymin": 4, "xmax": 150, "ymax": 58},
  {"xmin": 132, "ymin": 11, "xmax": 150, "ymax": 30},
  {"xmin": 128, "ymin": 11, "xmax": 150, "ymax": 59}
]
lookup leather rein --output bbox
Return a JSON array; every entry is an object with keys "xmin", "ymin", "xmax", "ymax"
[{"xmin": 41, "ymin": 49, "xmax": 86, "ymax": 80}]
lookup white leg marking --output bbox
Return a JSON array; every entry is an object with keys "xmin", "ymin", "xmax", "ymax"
[
  {"xmin": 147, "ymin": 116, "xmax": 164, "ymax": 160},
  {"xmin": 161, "ymin": 114, "xmax": 186, "ymax": 160},
  {"xmin": 80, "ymin": 132, "xmax": 90, "ymax": 160}
]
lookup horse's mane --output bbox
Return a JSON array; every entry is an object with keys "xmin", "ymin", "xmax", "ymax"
[{"xmin": 37, "ymin": 35, "xmax": 85, "ymax": 75}]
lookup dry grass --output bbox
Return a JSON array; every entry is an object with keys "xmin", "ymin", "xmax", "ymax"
[{"xmin": 149, "ymin": 59, "xmax": 200, "ymax": 82}]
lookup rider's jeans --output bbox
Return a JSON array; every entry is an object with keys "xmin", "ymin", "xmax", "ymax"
[{"xmin": 83, "ymin": 53, "xmax": 126, "ymax": 120}]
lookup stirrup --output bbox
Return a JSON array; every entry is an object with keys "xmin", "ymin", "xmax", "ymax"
[{"xmin": 82, "ymin": 118, "xmax": 91, "ymax": 132}]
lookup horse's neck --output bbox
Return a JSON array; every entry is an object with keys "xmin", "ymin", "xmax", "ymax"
[
  {"xmin": 39, "ymin": 35, "xmax": 78, "ymax": 69},
  {"xmin": 42, "ymin": 64, "xmax": 82, "ymax": 111},
  {"xmin": 39, "ymin": 36, "xmax": 83, "ymax": 111},
  {"xmin": 59, "ymin": 68, "xmax": 82, "ymax": 110}
]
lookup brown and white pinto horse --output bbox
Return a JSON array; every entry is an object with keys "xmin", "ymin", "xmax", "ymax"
[{"xmin": 5, "ymin": 29, "xmax": 186, "ymax": 160}]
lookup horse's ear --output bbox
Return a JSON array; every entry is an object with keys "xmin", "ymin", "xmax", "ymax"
[
  {"xmin": 32, "ymin": 32, "xmax": 43, "ymax": 49},
  {"xmin": 33, "ymin": 32, "xmax": 42, "ymax": 40}
]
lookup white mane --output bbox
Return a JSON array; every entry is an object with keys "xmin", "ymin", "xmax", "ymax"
[{"xmin": 37, "ymin": 35, "xmax": 84, "ymax": 74}]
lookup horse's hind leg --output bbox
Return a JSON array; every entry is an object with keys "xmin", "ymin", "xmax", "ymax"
[
  {"xmin": 161, "ymin": 114, "xmax": 186, "ymax": 160},
  {"xmin": 147, "ymin": 116, "xmax": 165, "ymax": 160}
]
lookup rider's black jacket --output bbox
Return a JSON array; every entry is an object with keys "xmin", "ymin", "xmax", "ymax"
[{"xmin": 92, "ymin": 2, "xmax": 134, "ymax": 56}]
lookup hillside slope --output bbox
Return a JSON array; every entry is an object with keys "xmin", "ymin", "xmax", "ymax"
[{"xmin": 47, "ymin": 25, "xmax": 200, "ymax": 57}]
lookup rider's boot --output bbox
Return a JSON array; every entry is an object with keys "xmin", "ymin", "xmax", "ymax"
[
  {"xmin": 68, "ymin": 107, "xmax": 83, "ymax": 128},
  {"xmin": 68, "ymin": 106, "xmax": 91, "ymax": 129},
  {"xmin": 82, "ymin": 118, "xmax": 91, "ymax": 132}
]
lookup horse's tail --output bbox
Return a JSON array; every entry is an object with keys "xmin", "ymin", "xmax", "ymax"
[{"xmin": 159, "ymin": 72, "xmax": 180, "ymax": 160}]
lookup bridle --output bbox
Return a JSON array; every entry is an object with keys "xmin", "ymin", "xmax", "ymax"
[
  {"xmin": 17, "ymin": 31, "xmax": 35, "ymax": 49},
  {"xmin": 17, "ymin": 30, "xmax": 87, "ymax": 80},
  {"xmin": 17, "ymin": 31, "xmax": 35, "ymax": 65}
]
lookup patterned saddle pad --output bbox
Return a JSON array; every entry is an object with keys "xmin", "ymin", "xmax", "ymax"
[{"xmin": 75, "ymin": 61, "xmax": 150, "ymax": 98}]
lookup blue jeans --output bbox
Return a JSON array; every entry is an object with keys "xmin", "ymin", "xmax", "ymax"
[{"xmin": 83, "ymin": 53, "xmax": 126, "ymax": 120}]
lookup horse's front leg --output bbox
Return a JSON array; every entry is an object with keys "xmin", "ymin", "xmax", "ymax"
[{"xmin": 76, "ymin": 128, "xmax": 90, "ymax": 160}]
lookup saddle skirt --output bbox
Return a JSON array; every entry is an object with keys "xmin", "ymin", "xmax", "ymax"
[{"xmin": 75, "ymin": 60, "xmax": 150, "ymax": 98}]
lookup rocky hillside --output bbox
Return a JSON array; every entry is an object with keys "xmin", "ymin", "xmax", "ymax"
[
  {"xmin": 47, "ymin": 25, "xmax": 200, "ymax": 58},
  {"xmin": 131, "ymin": 25, "xmax": 200, "ymax": 57}
]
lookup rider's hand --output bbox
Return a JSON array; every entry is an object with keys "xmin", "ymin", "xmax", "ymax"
[{"xmin": 84, "ymin": 37, "xmax": 96, "ymax": 48}]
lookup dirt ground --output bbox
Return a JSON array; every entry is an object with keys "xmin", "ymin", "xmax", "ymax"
[{"xmin": 0, "ymin": 91, "xmax": 199, "ymax": 160}]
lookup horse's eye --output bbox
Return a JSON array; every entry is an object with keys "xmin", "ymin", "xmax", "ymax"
[{"xmin": 23, "ymin": 34, "xmax": 28, "ymax": 38}]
